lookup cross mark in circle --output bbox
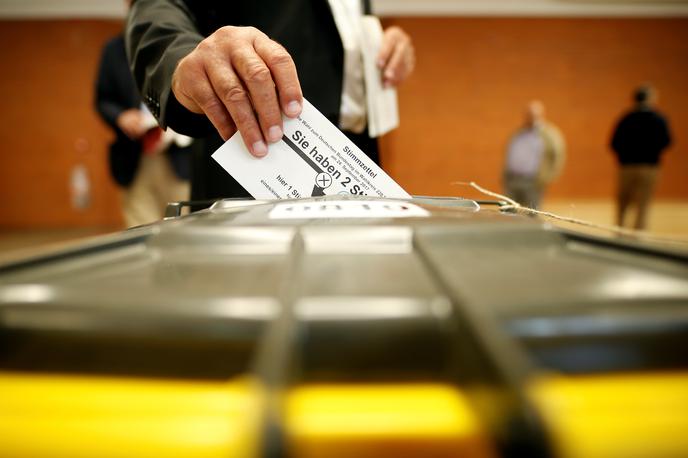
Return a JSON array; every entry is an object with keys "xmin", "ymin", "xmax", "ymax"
[{"xmin": 315, "ymin": 172, "xmax": 333, "ymax": 189}]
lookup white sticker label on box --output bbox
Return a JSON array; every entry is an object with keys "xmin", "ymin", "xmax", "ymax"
[
  {"xmin": 211, "ymin": 98, "xmax": 410, "ymax": 200},
  {"xmin": 269, "ymin": 200, "xmax": 429, "ymax": 219}
]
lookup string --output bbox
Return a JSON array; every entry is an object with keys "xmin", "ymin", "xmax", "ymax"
[{"xmin": 451, "ymin": 181, "xmax": 688, "ymax": 247}]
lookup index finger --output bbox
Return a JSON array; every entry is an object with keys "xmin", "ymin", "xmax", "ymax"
[{"xmin": 254, "ymin": 37, "xmax": 303, "ymax": 118}]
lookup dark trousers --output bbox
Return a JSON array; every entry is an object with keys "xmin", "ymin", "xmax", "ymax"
[
  {"xmin": 190, "ymin": 130, "xmax": 379, "ymax": 203},
  {"xmin": 503, "ymin": 174, "xmax": 544, "ymax": 210}
]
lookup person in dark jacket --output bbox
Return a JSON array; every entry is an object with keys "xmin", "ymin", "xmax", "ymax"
[
  {"xmin": 96, "ymin": 26, "xmax": 193, "ymax": 227},
  {"xmin": 125, "ymin": 0, "xmax": 415, "ymax": 202},
  {"xmin": 611, "ymin": 85, "xmax": 672, "ymax": 230}
]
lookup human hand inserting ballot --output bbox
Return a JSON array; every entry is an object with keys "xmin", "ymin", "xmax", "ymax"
[
  {"xmin": 171, "ymin": 24, "xmax": 414, "ymax": 159},
  {"xmin": 172, "ymin": 26, "xmax": 303, "ymax": 158}
]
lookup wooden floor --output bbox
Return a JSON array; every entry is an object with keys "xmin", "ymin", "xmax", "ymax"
[
  {"xmin": 0, "ymin": 227, "xmax": 119, "ymax": 264},
  {"xmin": 541, "ymin": 200, "xmax": 688, "ymax": 252},
  {"xmin": 0, "ymin": 200, "xmax": 686, "ymax": 263}
]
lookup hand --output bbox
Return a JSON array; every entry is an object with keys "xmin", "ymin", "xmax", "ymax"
[
  {"xmin": 172, "ymin": 26, "xmax": 303, "ymax": 157},
  {"xmin": 116, "ymin": 109, "xmax": 147, "ymax": 140},
  {"xmin": 377, "ymin": 26, "xmax": 415, "ymax": 88}
]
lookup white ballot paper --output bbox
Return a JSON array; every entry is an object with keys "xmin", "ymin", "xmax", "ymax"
[
  {"xmin": 211, "ymin": 98, "xmax": 410, "ymax": 200},
  {"xmin": 360, "ymin": 16, "xmax": 399, "ymax": 138}
]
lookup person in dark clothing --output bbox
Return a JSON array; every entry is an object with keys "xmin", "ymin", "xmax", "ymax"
[
  {"xmin": 96, "ymin": 32, "xmax": 193, "ymax": 226},
  {"xmin": 125, "ymin": 0, "xmax": 415, "ymax": 202},
  {"xmin": 610, "ymin": 85, "xmax": 672, "ymax": 230}
]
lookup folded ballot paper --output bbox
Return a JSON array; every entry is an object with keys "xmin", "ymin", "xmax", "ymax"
[
  {"xmin": 211, "ymin": 98, "xmax": 409, "ymax": 200},
  {"xmin": 361, "ymin": 15, "xmax": 399, "ymax": 138}
]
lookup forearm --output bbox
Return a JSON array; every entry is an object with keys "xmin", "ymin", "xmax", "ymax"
[{"xmin": 126, "ymin": 0, "xmax": 212, "ymax": 137}]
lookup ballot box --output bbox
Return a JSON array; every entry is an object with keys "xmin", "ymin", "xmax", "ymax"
[{"xmin": 0, "ymin": 196, "xmax": 686, "ymax": 458}]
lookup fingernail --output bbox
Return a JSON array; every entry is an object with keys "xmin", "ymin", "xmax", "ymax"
[
  {"xmin": 385, "ymin": 69, "xmax": 394, "ymax": 79},
  {"xmin": 252, "ymin": 140, "xmax": 267, "ymax": 157},
  {"xmin": 286, "ymin": 100, "xmax": 301, "ymax": 117},
  {"xmin": 268, "ymin": 125, "xmax": 282, "ymax": 143}
]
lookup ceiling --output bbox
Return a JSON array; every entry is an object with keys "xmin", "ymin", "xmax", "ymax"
[
  {"xmin": 375, "ymin": 0, "xmax": 688, "ymax": 16},
  {"xmin": 0, "ymin": 0, "xmax": 687, "ymax": 19}
]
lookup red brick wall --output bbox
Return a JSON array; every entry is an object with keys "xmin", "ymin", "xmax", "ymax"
[
  {"xmin": 0, "ymin": 20, "xmax": 124, "ymax": 228},
  {"xmin": 381, "ymin": 17, "xmax": 688, "ymax": 200},
  {"xmin": 0, "ymin": 17, "xmax": 686, "ymax": 227}
]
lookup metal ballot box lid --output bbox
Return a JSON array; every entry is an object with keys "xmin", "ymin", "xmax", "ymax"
[{"xmin": 0, "ymin": 196, "xmax": 687, "ymax": 458}]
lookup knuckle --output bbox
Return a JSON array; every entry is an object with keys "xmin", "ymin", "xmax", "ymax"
[
  {"xmin": 177, "ymin": 53, "xmax": 197, "ymax": 73},
  {"xmin": 222, "ymin": 84, "xmax": 249, "ymax": 104},
  {"xmin": 199, "ymin": 94, "xmax": 222, "ymax": 112},
  {"xmin": 244, "ymin": 63, "xmax": 271, "ymax": 84},
  {"xmin": 174, "ymin": 59, "xmax": 201, "ymax": 91},
  {"xmin": 267, "ymin": 49, "xmax": 293, "ymax": 68},
  {"xmin": 244, "ymin": 26, "xmax": 266, "ymax": 39},
  {"xmin": 217, "ymin": 25, "xmax": 238, "ymax": 38},
  {"xmin": 196, "ymin": 39, "xmax": 212, "ymax": 53}
]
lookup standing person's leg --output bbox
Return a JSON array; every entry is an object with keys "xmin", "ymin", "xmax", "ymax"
[
  {"xmin": 504, "ymin": 174, "xmax": 522, "ymax": 205},
  {"xmin": 634, "ymin": 165, "xmax": 659, "ymax": 230},
  {"xmin": 164, "ymin": 177, "xmax": 191, "ymax": 210},
  {"xmin": 617, "ymin": 166, "xmax": 635, "ymax": 228},
  {"xmin": 149, "ymin": 151, "xmax": 191, "ymax": 217},
  {"xmin": 523, "ymin": 180, "xmax": 544, "ymax": 210},
  {"xmin": 505, "ymin": 175, "xmax": 539, "ymax": 209},
  {"xmin": 120, "ymin": 156, "xmax": 161, "ymax": 227}
]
